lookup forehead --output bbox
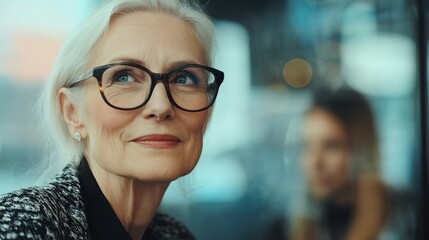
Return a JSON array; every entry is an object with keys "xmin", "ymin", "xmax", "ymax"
[
  {"xmin": 304, "ymin": 108, "xmax": 348, "ymax": 139},
  {"xmin": 92, "ymin": 11, "xmax": 206, "ymax": 69}
]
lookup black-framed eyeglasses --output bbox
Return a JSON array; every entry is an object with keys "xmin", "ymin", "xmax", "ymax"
[{"xmin": 68, "ymin": 62, "xmax": 224, "ymax": 112}]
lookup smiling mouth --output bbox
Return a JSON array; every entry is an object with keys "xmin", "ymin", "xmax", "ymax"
[{"xmin": 132, "ymin": 134, "xmax": 181, "ymax": 148}]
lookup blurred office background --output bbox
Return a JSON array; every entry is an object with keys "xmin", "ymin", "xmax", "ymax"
[{"xmin": 0, "ymin": 0, "xmax": 427, "ymax": 239}]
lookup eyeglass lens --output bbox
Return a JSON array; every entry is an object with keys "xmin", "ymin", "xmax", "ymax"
[{"xmin": 100, "ymin": 64, "xmax": 217, "ymax": 111}]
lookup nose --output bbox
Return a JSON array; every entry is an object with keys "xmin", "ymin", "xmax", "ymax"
[
  {"xmin": 141, "ymin": 82, "xmax": 175, "ymax": 121},
  {"xmin": 304, "ymin": 146, "xmax": 324, "ymax": 171}
]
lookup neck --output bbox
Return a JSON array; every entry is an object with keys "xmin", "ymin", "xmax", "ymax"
[{"xmin": 88, "ymin": 161, "xmax": 169, "ymax": 240}]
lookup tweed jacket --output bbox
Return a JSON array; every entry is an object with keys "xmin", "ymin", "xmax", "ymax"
[{"xmin": 0, "ymin": 164, "xmax": 194, "ymax": 240}]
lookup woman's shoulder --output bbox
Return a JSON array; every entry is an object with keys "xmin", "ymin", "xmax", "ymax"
[
  {"xmin": 0, "ymin": 184, "xmax": 56, "ymax": 239},
  {"xmin": 379, "ymin": 188, "xmax": 416, "ymax": 240},
  {"xmin": 144, "ymin": 213, "xmax": 196, "ymax": 240},
  {"xmin": 0, "ymin": 164, "xmax": 81, "ymax": 208},
  {"xmin": 0, "ymin": 164, "xmax": 88, "ymax": 239}
]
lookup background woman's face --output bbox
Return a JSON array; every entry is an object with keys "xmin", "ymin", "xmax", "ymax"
[
  {"xmin": 301, "ymin": 108, "xmax": 351, "ymax": 200},
  {"xmin": 80, "ymin": 11, "xmax": 208, "ymax": 182}
]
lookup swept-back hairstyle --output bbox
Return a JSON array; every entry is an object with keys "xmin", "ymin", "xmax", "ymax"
[{"xmin": 37, "ymin": 0, "xmax": 215, "ymax": 180}]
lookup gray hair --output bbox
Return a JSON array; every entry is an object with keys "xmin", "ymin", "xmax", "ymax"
[{"xmin": 36, "ymin": 0, "xmax": 216, "ymax": 180}]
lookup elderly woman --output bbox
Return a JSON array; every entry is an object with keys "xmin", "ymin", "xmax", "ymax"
[{"xmin": 0, "ymin": 0, "xmax": 223, "ymax": 239}]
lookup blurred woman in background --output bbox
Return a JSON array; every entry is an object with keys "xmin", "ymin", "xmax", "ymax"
[{"xmin": 291, "ymin": 89, "xmax": 399, "ymax": 240}]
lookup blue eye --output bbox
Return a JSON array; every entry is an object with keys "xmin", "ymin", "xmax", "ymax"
[
  {"xmin": 112, "ymin": 71, "xmax": 135, "ymax": 84},
  {"xmin": 172, "ymin": 73, "xmax": 200, "ymax": 86}
]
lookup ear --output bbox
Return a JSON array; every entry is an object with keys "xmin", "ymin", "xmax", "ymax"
[{"xmin": 58, "ymin": 88, "xmax": 87, "ymax": 139}]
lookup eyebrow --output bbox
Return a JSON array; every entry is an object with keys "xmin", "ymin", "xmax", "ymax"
[
  {"xmin": 108, "ymin": 57, "xmax": 146, "ymax": 66},
  {"xmin": 106, "ymin": 57, "xmax": 203, "ymax": 71}
]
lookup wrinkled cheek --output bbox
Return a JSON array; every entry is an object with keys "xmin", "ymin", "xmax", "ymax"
[
  {"xmin": 82, "ymin": 95, "xmax": 130, "ymax": 169},
  {"xmin": 182, "ymin": 112, "xmax": 209, "ymax": 168},
  {"xmin": 182, "ymin": 133, "xmax": 204, "ymax": 175},
  {"xmin": 86, "ymin": 124, "xmax": 116, "ymax": 164}
]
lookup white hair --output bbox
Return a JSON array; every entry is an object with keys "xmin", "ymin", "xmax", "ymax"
[{"xmin": 36, "ymin": 0, "xmax": 216, "ymax": 181}]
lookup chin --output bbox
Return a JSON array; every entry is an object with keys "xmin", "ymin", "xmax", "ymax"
[
  {"xmin": 124, "ymin": 158, "xmax": 195, "ymax": 182},
  {"xmin": 114, "ymin": 148, "xmax": 199, "ymax": 181}
]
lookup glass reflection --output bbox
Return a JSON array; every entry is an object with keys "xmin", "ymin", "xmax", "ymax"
[
  {"xmin": 0, "ymin": 0, "xmax": 424, "ymax": 239},
  {"xmin": 288, "ymin": 89, "xmax": 414, "ymax": 240}
]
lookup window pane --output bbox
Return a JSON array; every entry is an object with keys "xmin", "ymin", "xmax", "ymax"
[{"xmin": 0, "ymin": 0, "xmax": 425, "ymax": 239}]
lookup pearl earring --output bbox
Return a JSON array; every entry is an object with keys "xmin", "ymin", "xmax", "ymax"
[{"xmin": 74, "ymin": 133, "xmax": 82, "ymax": 142}]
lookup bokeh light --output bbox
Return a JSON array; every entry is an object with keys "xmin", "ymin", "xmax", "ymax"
[{"xmin": 282, "ymin": 58, "xmax": 313, "ymax": 88}]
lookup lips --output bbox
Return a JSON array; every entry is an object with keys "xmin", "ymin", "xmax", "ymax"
[{"xmin": 132, "ymin": 134, "xmax": 181, "ymax": 148}]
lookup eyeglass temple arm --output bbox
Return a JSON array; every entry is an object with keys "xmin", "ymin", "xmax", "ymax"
[{"xmin": 69, "ymin": 69, "xmax": 94, "ymax": 87}]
